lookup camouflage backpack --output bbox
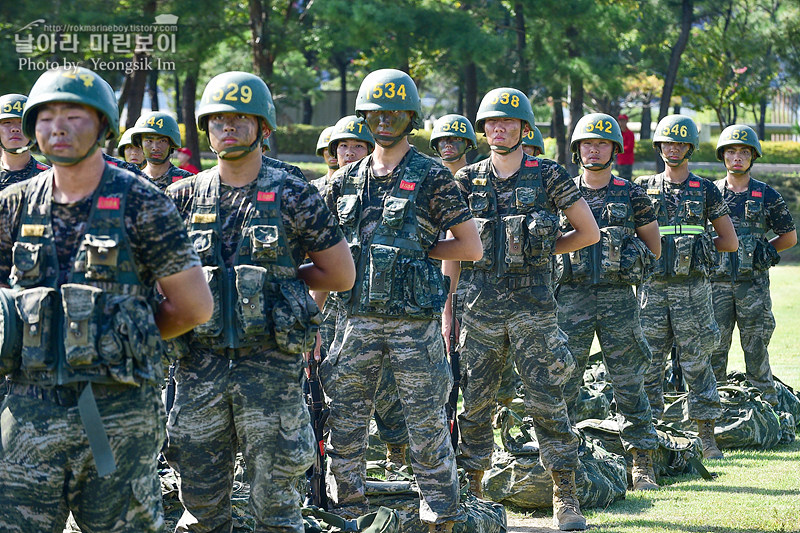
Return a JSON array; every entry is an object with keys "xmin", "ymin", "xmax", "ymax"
[
  {"xmin": 724, "ymin": 371, "xmax": 799, "ymax": 444},
  {"xmin": 482, "ymin": 409, "xmax": 627, "ymax": 509}
]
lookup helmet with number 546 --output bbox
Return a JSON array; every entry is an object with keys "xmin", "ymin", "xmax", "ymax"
[
  {"xmin": 355, "ymin": 69, "xmax": 423, "ymax": 130},
  {"xmin": 652, "ymin": 114, "xmax": 699, "ymax": 151}
]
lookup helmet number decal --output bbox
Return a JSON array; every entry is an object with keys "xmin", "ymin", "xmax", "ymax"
[
  {"xmin": 368, "ymin": 82, "xmax": 406, "ymax": 100},
  {"xmin": 146, "ymin": 116, "xmax": 165, "ymax": 128},
  {"xmin": 442, "ymin": 120, "xmax": 467, "ymax": 134},
  {"xmin": 727, "ymin": 129, "xmax": 748, "ymax": 141},
  {"xmin": 664, "ymin": 124, "xmax": 689, "ymax": 137},
  {"xmin": 584, "ymin": 119, "xmax": 613, "ymax": 133},
  {"xmin": 211, "ymin": 83, "xmax": 253, "ymax": 104},
  {"xmin": 2, "ymin": 100, "xmax": 24, "ymax": 113},
  {"xmin": 61, "ymin": 70, "xmax": 95, "ymax": 87},
  {"xmin": 491, "ymin": 92, "xmax": 520, "ymax": 107},
  {"xmin": 346, "ymin": 121, "xmax": 364, "ymax": 133}
]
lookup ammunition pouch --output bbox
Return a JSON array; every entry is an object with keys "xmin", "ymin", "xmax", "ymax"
[
  {"xmin": 273, "ymin": 278, "xmax": 322, "ymax": 355},
  {"xmin": 0, "ymin": 287, "xmax": 22, "ymax": 376}
]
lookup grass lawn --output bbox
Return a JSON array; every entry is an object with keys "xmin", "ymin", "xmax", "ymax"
[{"xmin": 507, "ymin": 264, "xmax": 800, "ymax": 532}]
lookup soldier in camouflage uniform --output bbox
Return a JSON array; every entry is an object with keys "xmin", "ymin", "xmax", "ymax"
[
  {"xmin": 0, "ymin": 93, "xmax": 49, "ymax": 191},
  {"xmin": 521, "ymin": 125, "xmax": 545, "ymax": 158},
  {"xmin": 635, "ymin": 114, "xmax": 738, "ymax": 460},
  {"xmin": 163, "ymin": 71, "xmax": 354, "ymax": 533},
  {"xmin": 310, "ymin": 126, "xmax": 338, "ymax": 195},
  {"xmin": 0, "ymin": 66, "xmax": 212, "ymax": 533},
  {"xmin": 709, "ymin": 125, "xmax": 796, "ymax": 406},
  {"xmin": 129, "ymin": 111, "xmax": 195, "ymax": 190},
  {"xmin": 117, "ymin": 127, "xmax": 145, "ymax": 169},
  {"xmin": 558, "ymin": 113, "xmax": 662, "ymax": 491},
  {"xmin": 447, "ymin": 87, "xmax": 599, "ymax": 531},
  {"xmin": 317, "ymin": 69, "xmax": 481, "ymax": 533}
]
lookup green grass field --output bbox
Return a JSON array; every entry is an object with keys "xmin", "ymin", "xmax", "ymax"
[{"xmin": 508, "ymin": 264, "xmax": 800, "ymax": 532}]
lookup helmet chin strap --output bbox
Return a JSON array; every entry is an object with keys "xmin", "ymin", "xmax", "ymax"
[
  {"xmin": 0, "ymin": 138, "xmax": 34, "ymax": 154},
  {"xmin": 576, "ymin": 147, "xmax": 617, "ymax": 170},
  {"xmin": 658, "ymin": 144, "xmax": 693, "ymax": 167},
  {"xmin": 145, "ymin": 148, "xmax": 173, "ymax": 165},
  {"xmin": 489, "ymin": 130, "xmax": 523, "ymax": 155},
  {"xmin": 441, "ymin": 149, "xmax": 466, "ymax": 163},
  {"xmin": 212, "ymin": 129, "xmax": 263, "ymax": 160},
  {"xmin": 44, "ymin": 125, "xmax": 109, "ymax": 166}
]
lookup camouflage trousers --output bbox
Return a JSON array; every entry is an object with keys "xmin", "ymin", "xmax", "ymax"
[
  {"xmin": 0, "ymin": 382, "xmax": 165, "ymax": 533},
  {"xmin": 457, "ymin": 280, "xmax": 579, "ymax": 473},
  {"xmin": 164, "ymin": 350, "xmax": 314, "ymax": 533},
  {"xmin": 638, "ymin": 276, "xmax": 722, "ymax": 420},
  {"xmin": 557, "ymin": 283, "xmax": 658, "ymax": 451},
  {"xmin": 710, "ymin": 276, "xmax": 777, "ymax": 404},
  {"xmin": 319, "ymin": 316, "xmax": 462, "ymax": 524}
]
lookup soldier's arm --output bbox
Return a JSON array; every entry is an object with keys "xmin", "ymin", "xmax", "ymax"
[
  {"xmin": 636, "ymin": 221, "xmax": 662, "ymax": 259},
  {"xmin": 429, "ymin": 219, "xmax": 482, "ymax": 261},
  {"xmin": 555, "ymin": 198, "xmax": 600, "ymax": 254},
  {"xmin": 710, "ymin": 215, "xmax": 738, "ymax": 252},
  {"xmin": 155, "ymin": 266, "xmax": 214, "ymax": 339},
  {"xmin": 771, "ymin": 230, "xmax": 797, "ymax": 253},
  {"xmin": 300, "ymin": 239, "xmax": 355, "ymax": 292}
]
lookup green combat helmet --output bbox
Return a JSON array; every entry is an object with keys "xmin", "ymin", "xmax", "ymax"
[
  {"xmin": 716, "ymin": 124, "xmax": 761, "ymax": 174},
  {"xmin": 355, "ymin": 69, "xmax": 422, "ymax": 147},
  {"xmin": 328, "ymin": 115, "xmax": 375, "ymax": 154},
  {"xmin": 197, "ymin": 71, "xmax": 276, "ymax": 160},
  {"xmin": 475, "ymin": 87, "xmax": 535, "ymax": 154},
  {"xmin": 117, "ymin": 127, "xmax": 136, "ymax": 157},
  {"xmin": 130, "ymin": 111, "xmax": 182, "ymax": 164},
  {"xmin": 652, "ymin": 114, "xmax": 699, "ymax": 166},
  {"xmin": 570, "ymin": 113, "xmax": 623, "ymax": 170},
  {"xmin": 522, "ymin": 125, "xmax": 545, "ymax": 156},
  {"xmin": 22, "ymin": 66, "xmax": 119, "ymax": 166},
  {"xmin": 429, "ymin": 114, "xmax": 477, "ymax": 162},
  {"xmin": 316, "ymin": 126, "xmax": 335, "ymax": 156},
  {"xmin": 0, "ymin": 93, "xmax": 34, "ymax": 154}
]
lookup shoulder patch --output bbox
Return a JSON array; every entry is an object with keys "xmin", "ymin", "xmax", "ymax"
[
  {"xmin": 751, "ymin": 190, "xmax": 763, "ymax": 198},
  {"xmin": 688, "ymin": 180, "xmax": 701, "ymax": 188},
  {"xmin": 172, "ymin": 175, "xmax": 183, "ymax": 183},
  {"xmin": 399, "ymin": 180, "xmax": 416, "ymax": 191},
  {"xmin": 106, "ymin": 160, "xmax": 118, "ymax": 167},
  {"xmin": 257, "ymin": 191, "xmax": 276, "ymax": 202}
]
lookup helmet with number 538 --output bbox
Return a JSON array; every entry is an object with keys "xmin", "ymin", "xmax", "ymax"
[
  {"xmin": 355, "ymin": 69, "xmax": 423, "ymax": 130},
  {"xmin": 196, "ymin": 71, "xmax": 277, "ymax": 132},
  {"xmin": 475, "ymin": 87, "xmax": 535, "ymax": 134}
]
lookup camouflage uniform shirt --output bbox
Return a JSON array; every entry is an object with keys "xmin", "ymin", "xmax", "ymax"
[
  {"xmin": 146, "ymin": 162, "xmax": 195, "ymax": 191},
  {"xmin": 576, "ymin": 174, "xmax": 656, "ymax": 227},
  {"xmin": 0, "ymin": 156, "xmax": 49, "ymax": 192},
  {"xmin": 721, "ymin": 181, "xmax": 795, "ymax": 235}
]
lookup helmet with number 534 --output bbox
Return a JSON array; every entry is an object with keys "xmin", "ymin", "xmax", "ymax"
[{"xmin": 355, "ymin": 69, "xmax": 423, "ymax": 130}]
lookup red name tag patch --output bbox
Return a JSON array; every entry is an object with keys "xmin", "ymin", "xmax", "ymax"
[
  {"xmin": 399, "ymin": 180, "xmax": 416, "ymax": 191},
  {"xmin": 751, "ymin": 190, "xmax": 763, "ymax": 198},
  {"xmin": 613, "ymin": 178, "xmax": 625, "ymax": 186},
  {"xmin": 688, "ymin": 180, "xmax": 701, "ymax": 188},
  {"xmin": 97, "ymin": 197, "xmax": 120, "ymax": 210},
  {"xmin": 257, "ymin": 191, "xmax": 275, "ymax": 202},
  {"xmin": 106, "ymin": 160, "xmax": 118, "ymax": 167},
  {"xmin": 524, "ymin": 159, "xmax": 539, "ymax": 167},
  {"xmin": 36, "ymin": 163, "xmax": 48, "ymax": 170}
]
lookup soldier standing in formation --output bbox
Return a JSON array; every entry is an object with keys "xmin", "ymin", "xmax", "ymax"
[
  {"xmin": 116, "ymin": 127, "xmax": 146, "ymax": 169},
  {"xmin": 0, "ymin": 66, "xmax": 212, "ymax": 532},
  {"xmin": 635, "ymin": 114, "xmax": 738, "ymax": 460},
  {"xmin": 0, "ymin": 93, "xmax": 49, "ymax": 191},
  {"xmin": 448, "ymin": 87, "xmax": 599, "ymax": 531},
  {"xmin": 709, "ymin": 125, "xmax": 796, "ymax": 404},
  {"xmin": 521, "ymin": 125, "xmax": 546, "ymax": 158},
  {"xmin": 163, "ymin": 71, "xmax": 354, "ymax": 533},
  {"xmin": 558, "ymin": 113, "xmax": 662, "ymax": 491},
  {"xmin": 311, "ymin": 125, "xmax": 338, "ymax": 193},
  {"xmin": 319, "ymin": 69, "xmax": 482, "ymax": 533},
  {"xmin": 129, "ymin": 111, "xmax": 195, "ymax": 190}
]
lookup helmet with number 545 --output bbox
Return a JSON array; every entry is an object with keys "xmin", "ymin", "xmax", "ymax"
[{"xmin": 429, "ymin": 114, "xmax": 477, "ymax": 154}]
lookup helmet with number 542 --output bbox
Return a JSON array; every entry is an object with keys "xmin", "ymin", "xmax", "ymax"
[{"xmin": 355, "ymin": 69, "xmax": 423, "ymax": 130}]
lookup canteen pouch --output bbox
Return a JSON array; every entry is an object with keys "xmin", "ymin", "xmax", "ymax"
[
  {"xmin": 382, "ymin": 197, "xmax": 410, "ymax": 230},
  {"xmin": 736, "ymin": 234, "xmax": 757, "ymax": 277},
  {"xmin": 600, "ymin": 227, "xmax": 625, "ymax": 274},
  {"xmin": 194, "ymin": 266, "xmax": 224, "ymax": 337},
  {"xmin": 672, "ymin": 235, "xmax": 694, "ymax": 276},
  {"xmin": 525, "ymin": 212, "xmax": 558, "ymax": 267},
  {"xmin": 234, "ymin": 265, "xmax": 268, "ymax": 336},
  {"xmin": 503, "ymin": 215, "xmax": 526, "ymax": 270},
  {"xmin": 273, "ymin": 278, "xmax": 322, "ymax": 354},
  {"xmin": 368, "ymin": 244, "xmax": 399, "ymax": 305},
  {"xmin": 250, "ymin": 225, "xmax": 280, "ymax": 261},
  {"xmin": 472, "ymin": 217, "xmax": 494, "ymax": 270},
  {"xmin": 680, "ymin": 200, "xmax": 704, "ymax": 225},
  {"xmin": 84, "ymin": 234, "xmax": 120, "ymax": 281},
  {"xmin": 514, "ymin": 187, "xmax": 538, "ymax": 213},
  {"xmin": 14, "ymin": 287, "xmax": 56, "ymax": 371},
  {"xmin": 61, "ymin": 284, "xmax": 103, "ymax": 368},
  {"xmin": 190, "ymin": 229, "xmax": 216, "ymax": 260},
  {"xmin": 10, "ymin": 241, "xmax": 44, "ymax": 287},
  {"xmin": 605, "ymin": 202, "xmax": 629, "ymax": 226},
  {"xmin": 619, "ymin": 235, "xmax": 656, "ymax": 285},
  {"xmin": 754, "ymin": 240, "xmax": 780, "ymax": 271}
]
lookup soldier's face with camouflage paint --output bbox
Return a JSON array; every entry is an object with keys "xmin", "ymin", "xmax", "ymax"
[
  {"xmin": 723, "ymin": 144, "xmax": 752, "ymax": 173},
  {"xmin": 364, "ymin": 110, "xmax": 412, "ymax": 145},
  {"xmin": 35, "ymin": 102, "xmax": 101, "ymax": 161},
  {"xmin": 336, "ymin": 139, "xmax": 370, "ymax": 166},
  {"xmin": 0, "ymin": 117, "xmax": 30, "ymax": 151},
  {"xmin": 436, "ymin": 136, "xmax": 468, "ymax": 161},
  {"xmin": 141, "ymin": 134, "xmax": 171, "ymax": 161},
  {"xmin": 484, "ymin": 118, "xmax": 524, "ymax": 151},
  {"xmin": 659, "ymin": 141, "xmax": 691, "ymax": 167},
  {"xmin": 123, "ymin": 144, "xmax": 144, "ymax": 165},
  {"xmin": 207, "ymin": 113, "xmax": 261, "ymax": 152}
]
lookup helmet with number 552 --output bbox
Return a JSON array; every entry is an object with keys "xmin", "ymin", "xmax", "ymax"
[{"xmin": 716, "ymin": 124, "xmax": 761, "ymax": 161}]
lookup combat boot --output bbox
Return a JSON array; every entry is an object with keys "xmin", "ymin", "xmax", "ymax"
[
  {"xmin": 427, "ymin": 522, "xmax": 454, "ymax": 533},
  {"xmin": 631, "ymin": 448, "xmax": 659, "ymax": 491},
  {"xmin": 551, "ymin": 470, "xmax": 587, "ymax": 531},
  {"xmin": 695, "ymin": 419, "xmax": 724, "ymax": 460},
  {"xmin": 466, "ymin": 469, "xmax": 484, "ymax": 498}
]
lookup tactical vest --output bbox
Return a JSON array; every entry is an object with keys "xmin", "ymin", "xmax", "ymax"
[
  {"xmin": 560, "ymin": 176, "xmax": 650, "ymax": 285},
  {"xmin": 642, "ymin": 173, "xmax": 713, "ymax": 280},
  {"xmin": 461, "ymin": 156, "xmax": 559, "ymax": 287},
  {"xmin": 710, "ymin": 178, "xmax": 773, "ymax": 281},
  {"xmin": 335, "ymin": 148, "xmax": 448, "ymax": 319},
  {"xmin": 4, "ymin": 167, "xmax": 161, "ymax": 387},
  {"xmin": 186, "ymin": 167, "xmax": 320, "ymax": 353}
]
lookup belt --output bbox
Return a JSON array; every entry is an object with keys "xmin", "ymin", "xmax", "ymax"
[
  {"xmin": 7, "ymin": 382, "xmax": 130, "ymax": 406},
  {"xmin": 659, "ymin": 225, "xmax": 705, "ymax": 236}
]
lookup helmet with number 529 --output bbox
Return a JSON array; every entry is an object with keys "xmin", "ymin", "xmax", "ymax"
[
  {"xmin": 355, "ymin": 69, "xmax": 423, "ymax": 130},
  {"xmin": 196, "ymin": 71, "xmax": 276, "ymax": 132}
]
